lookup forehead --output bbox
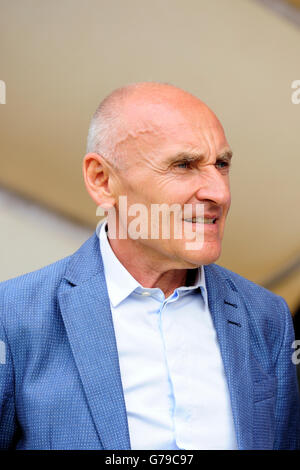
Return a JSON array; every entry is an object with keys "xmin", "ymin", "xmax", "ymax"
[{"xmin": 120, "ymin": 98, "xmax": 229, "ymax": 164}]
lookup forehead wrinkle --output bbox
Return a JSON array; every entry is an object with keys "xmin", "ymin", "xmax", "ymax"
[
  {"xmin": 197, "ymin": 119, "xmax": 229, "ymax": 158},
  {"xmin": 207, "ymin": 126, "xmax": 217, "ymax": 161},
  {"xmin": 165, "ymin": 146, "xmax": 232, "ymax": 166}
]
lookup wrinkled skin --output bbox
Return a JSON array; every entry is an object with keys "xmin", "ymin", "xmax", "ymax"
[{"xmin": 83, "ymin": 84, "xmax": 232, "ymax": 297}]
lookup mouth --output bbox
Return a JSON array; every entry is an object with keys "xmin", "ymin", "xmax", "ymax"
[{"xmin": 183, "ymin": 217, "xmax": 218, "ymax": 224}]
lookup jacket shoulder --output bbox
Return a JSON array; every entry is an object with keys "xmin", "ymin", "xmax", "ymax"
[
  {"xmin": 0, "ymin": 254, "xmax": 72, "ymax": 326},
  {"xmin": 0, "ymin": 232, "xmax": 100, "ymax": 329},
  {"xmin": 0, "ymin": 254, "xmax": 71, "ymax": 292}
]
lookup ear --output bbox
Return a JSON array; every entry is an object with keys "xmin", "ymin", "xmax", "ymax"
[{"xmin": 82, "ymin": 153, "xmax": 116, "ymax": 208}]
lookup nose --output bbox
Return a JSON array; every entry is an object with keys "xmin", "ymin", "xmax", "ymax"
[{"xmin": 194, "ymin": 164, "xmax": 231, "ymax": 207}]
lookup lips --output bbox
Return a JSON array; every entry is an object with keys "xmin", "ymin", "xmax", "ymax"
[
  {"xmin": 183, "ymin": 212, "xmax": 219, "ymax": 223},
  {"xmin": 184, "ymin": 217, "xmax": 217, "ymax": 224}
]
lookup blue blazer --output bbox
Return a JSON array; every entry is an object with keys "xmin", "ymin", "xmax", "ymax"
[{"xmin": 0, "ymin": 232, "xmax": 299, "ymax": 449}]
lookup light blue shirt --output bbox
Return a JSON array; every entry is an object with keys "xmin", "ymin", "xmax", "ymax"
[{"xmin": 97, "ymin": 222, "xmax": 237, "ymax": 450}]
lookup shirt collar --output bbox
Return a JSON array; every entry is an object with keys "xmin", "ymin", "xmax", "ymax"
[
  {"xmin": 98, "ymin": 221, "xmax": 140, "ymax": 307},
  {"xmin": 97, "ymin": 220, "xmax": 208, "ymax": 308}
]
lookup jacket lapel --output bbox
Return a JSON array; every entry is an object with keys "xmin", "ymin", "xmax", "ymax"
[
  {"xmin": 58, "ymin": 232, "xmax": 131, "ymax": 450},
  {"xmin": 204, "ymin": 264, "xmax": 254, "ymax": 450}
]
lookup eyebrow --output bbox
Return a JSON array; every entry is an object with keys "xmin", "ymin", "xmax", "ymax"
[{"xmin": 165, "ymin": 150, "xmax": 233, "ymax": 166}]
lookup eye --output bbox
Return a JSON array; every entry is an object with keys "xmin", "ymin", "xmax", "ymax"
[
  {"xmin": 175, "ymin": 161, "xmax": 192, "ymax": 169},
  {"xmin": 215, "ymin": 160, "xmax": 230, "ymax": 171}
]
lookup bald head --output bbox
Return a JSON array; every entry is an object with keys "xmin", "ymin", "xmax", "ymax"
[{"xmin": 86, "ymin": 82, "xmax": 223, "ymax": 170}]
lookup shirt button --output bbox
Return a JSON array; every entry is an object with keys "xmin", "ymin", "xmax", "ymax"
[{"xmin": 141, "ymin": 291, "xmax": 151, "ymax": 296}]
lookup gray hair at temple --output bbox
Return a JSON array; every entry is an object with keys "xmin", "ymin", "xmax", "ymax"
[{"xmin": 86, "ymin": 86, "xmax": 126, "ymax": 169}]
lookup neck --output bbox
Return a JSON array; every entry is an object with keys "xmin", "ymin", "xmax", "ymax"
[{"xmin": 108, "ymin": 236, "xmax": 189, "ymax": 298}]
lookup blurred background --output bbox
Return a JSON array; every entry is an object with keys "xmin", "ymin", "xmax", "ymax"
[{"xmin": 0, "ymin": 0, "xmax": 299, "ymax": 316}]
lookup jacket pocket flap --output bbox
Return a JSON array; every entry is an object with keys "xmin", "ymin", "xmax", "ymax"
[{"xmin": 253, "ymin": 376, "xmax": 276, "ymax": 403}]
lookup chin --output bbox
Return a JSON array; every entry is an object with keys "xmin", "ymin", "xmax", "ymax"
[{"xmin": 182, "ymin": 242, "xmax": 222, "ymax": 266}]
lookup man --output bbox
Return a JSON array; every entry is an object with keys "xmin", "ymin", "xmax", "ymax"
[{"xmin": 0, "ymin": 82, "xmax": 299, "ymax": 449}]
